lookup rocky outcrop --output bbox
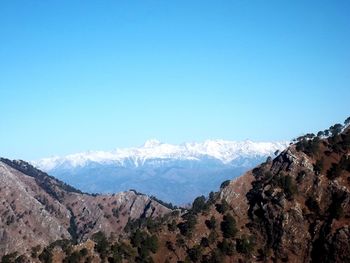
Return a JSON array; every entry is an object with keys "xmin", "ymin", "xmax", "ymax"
[
  {"xmin": 0, "ymin": 159, "xmax": 171, "ymax": 257},
  {"xmin": 64, "ymin": 190, "xmax": 171, "ymax": 242},
  {"xmin": 220, "ymin": 171, "xmax": 254, "ymax": 221},
  {"xmin": 246, "ymin": 129, "xmax": 350, "ymax": 263}
]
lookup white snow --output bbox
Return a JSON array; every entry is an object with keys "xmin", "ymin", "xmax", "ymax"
[{"xmin": 32, "ymin": 139, "xmax": 289, "ymax": 171}]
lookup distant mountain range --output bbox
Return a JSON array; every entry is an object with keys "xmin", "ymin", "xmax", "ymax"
[{"xmin": 33, "ymin": 139, "xmax": 289, "ymax": 205}]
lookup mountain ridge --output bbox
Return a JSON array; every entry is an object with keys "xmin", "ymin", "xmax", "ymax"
[
  {"xmin": 33, "ymin": 139, "xmax": 289, "ymax": 171},
  {"xmin": 0, "ymin": 159, "xmax": 172, "ymax": 258}
]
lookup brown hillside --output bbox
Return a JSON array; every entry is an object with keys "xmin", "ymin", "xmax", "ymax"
[{"xmin": 0, "ymin": 159, "xmax": 171, "ymax": 260}]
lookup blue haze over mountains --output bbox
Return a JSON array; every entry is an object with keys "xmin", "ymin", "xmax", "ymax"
[
  {"xmin": 48, "ymin": 159, "xmax": 253, "ymax": 205},
  {"xmin": 34, "ymin": 140, "xmax": 288, "ymax": 205}
]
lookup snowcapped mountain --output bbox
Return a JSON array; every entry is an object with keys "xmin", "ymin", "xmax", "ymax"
[
  {"xmin": 33, "ymin": 139, "xmax": 289, "ymax": 205},
  {"xmin": 34, "ymin": 139, "xmax": 288, "ymax": 170}
]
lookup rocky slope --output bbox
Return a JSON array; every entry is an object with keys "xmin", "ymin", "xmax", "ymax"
[
  {"xmin": 150, "ymin": 123, "xmax": 349, "ymax": 263},
  {"xmin": 0, "ymin": 159, "xmax": 171, "ymax": 258},
  {"xmin": 2, "ymin": 120, "xmax": 349, "ymax": 263},
  {"xmin": 245, "ymin": 127, "xmax": 350, "ymax": 262}
]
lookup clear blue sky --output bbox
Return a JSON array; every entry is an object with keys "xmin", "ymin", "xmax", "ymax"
[{"xmin": 1, "ymin": 0, "xmax": 349, "ymax": 160}]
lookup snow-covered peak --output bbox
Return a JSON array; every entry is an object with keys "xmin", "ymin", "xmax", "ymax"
[{"xmin": 32, "ymin": 139, "xmax": 289, "ymax": 171}]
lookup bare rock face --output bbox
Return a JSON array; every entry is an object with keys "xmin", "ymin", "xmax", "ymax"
[
  {"xmin": 0, "ymin": 159, "xmax": 171, "ymax": 257},
  {"xmin": 220, "ymin": 171, "xmax": 254, "ymax": 221}
]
